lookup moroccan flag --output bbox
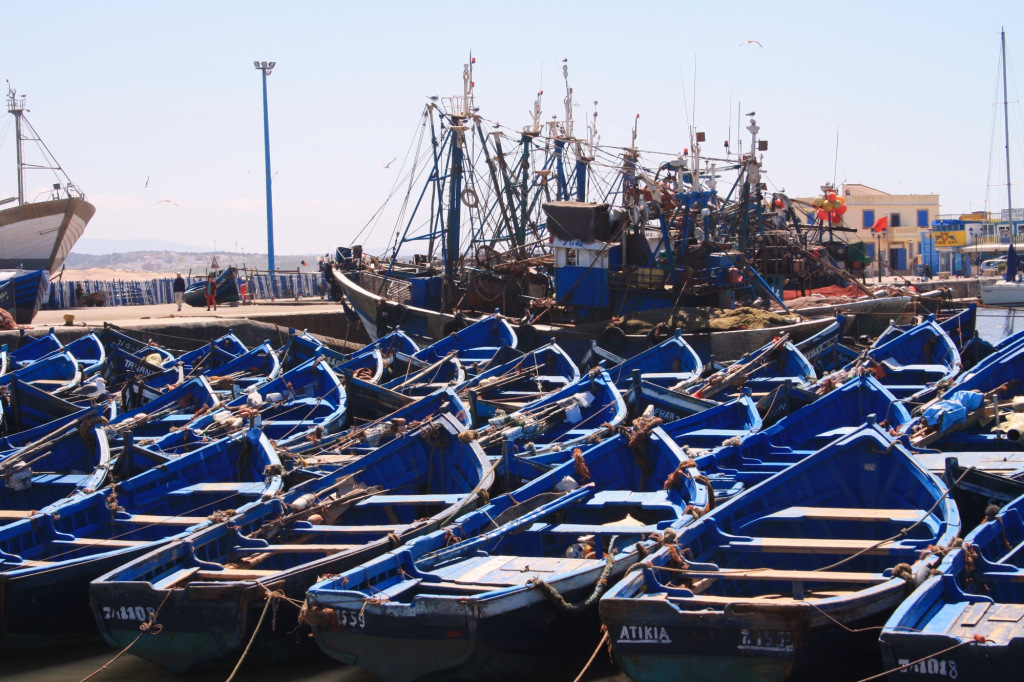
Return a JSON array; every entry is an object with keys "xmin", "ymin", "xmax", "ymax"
[{"xmin": 871, "ymin": 216, "xmax": 889, "ymax": 233}]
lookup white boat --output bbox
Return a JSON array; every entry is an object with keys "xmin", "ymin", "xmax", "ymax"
[
  {"xmin": 979, "ymin": 31, "xmax": 1021, "ymax": 307},
  {"xmin": 980, "ymin": 277, "xmax": 1024, "ymax": 305},
  {"xmin": 0, "ymin": 85, "xmax": 95, "ymax": 274}
]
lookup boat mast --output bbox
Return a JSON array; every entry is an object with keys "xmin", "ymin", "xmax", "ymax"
[
  {"xmin": 443, "ymin": 59, "xmax": 474, "ymax": 312},
  {"xmin": 1002, "ymin": 28, "xmax": 1014, "ymax": 228},
  {"xmin": 7, "ymin": 86, "xmax": 25, "ymax": 206}
]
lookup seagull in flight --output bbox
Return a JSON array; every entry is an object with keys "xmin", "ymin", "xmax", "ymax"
[
  {"xmin": 378, "ymin": 158, "xmax": 397, "ymax": 169},
  {"xmin": 740, "ymin": 40, "xmax": 763, "ymax": 47},
  {"xmin": 155, "ymin": 199, "xmax": 179, "ymax": 206},
  {"xmin": 144, "ymin": 175, "xmax": 150, "ymax": 188}
]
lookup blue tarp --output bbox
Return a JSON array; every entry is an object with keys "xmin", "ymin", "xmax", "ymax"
[{"xmin": 922, "ymin": 390, "xmax": 985, "ymax": 432}]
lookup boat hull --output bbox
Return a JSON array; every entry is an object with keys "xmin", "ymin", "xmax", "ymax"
[
  {"xmin": 334, "ymin": 268, "xmax": 835, "ymax": 361},
  {"xmin": 0, "ymin": 198, "xmax": 95, "ymax": 272},
  {"xmin": 980, "ymin": 280, "xmax": 1024, "ymax": 306},
  {"xmin": 603, "ymin": 588, "xmax": 897, "ymax": 682}
]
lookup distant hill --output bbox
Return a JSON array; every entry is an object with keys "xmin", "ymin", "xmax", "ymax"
[
  {"xmin": 73, "ymin": 237, "xmax": 211, "ymax": 254},
  {"xmin": 64, "ymin": 250, "xmax": 330, "ymax": 275}
]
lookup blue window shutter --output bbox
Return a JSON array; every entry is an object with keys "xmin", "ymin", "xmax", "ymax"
[
  {"xmin": 863, "ymin": 210, "xmax": 875, "ymax": 229},
  {"xmin": 917, "ymin": 209, "xmax": 928, "ymax": 227}
]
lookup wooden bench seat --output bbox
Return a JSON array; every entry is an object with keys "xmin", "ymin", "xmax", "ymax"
[
  {"xmin": 118, "ymin": 514, "xmax": 210, "ymax": 526},
  {"xmin": 172, "ymin": 482, "xmax": 266, "ymax": 494},
  {"xmin": 724, "ymin": 537, "xmax": 913, "ymax": 555},
  {"xmin": 676, "ymin": 590, "xmax": 855, "ymax": 604},
  {"xmin": 58, "ymin": 537, "xmax": 151, "ymax": 548},
  {"xmin": 193, "ymin": 568, "xmax": 278, "ymax": 581},
  {"xmin": 0, "ymin": 509, "xmax": 36, "ymax": 521},
  {"xmin": 232, "ymin": 543, "xmax": 359, "ymax": 554},
  {"xmin": 669, "ymin": 568, "xmax": 890, "ymax": 583},
  {"xmin": 762, "ymin": 507, "xmax": 927, "ymax": 524},
  {"xmin": 353, "ymin": 494, "xmax": 465, "ymax": 508}
]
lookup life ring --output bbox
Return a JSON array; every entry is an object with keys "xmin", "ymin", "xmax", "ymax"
[
  {"xmin": 517, "ymin": 323, "xmax": 539, "ymax": 351},
  {"xmin": 461, "ymin": 188, "xmax": 479, "ymax": 208},
  {"xmin": 390, "ymin": 303, "xmax": 408, "ymax": 325},
  {"xmin": 598, "ymin": 325, "xmax": 627, "ymax": 355},
  {"xmin": 646, "ymin": 322, "xmax": 671, "ymax": 348}
]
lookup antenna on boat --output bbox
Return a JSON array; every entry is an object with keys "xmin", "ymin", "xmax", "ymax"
[
  {"xmin": 6, "ymin": 83, "xmax": 26, "ymax": 206},
  {"xmin": 562, "ymin": 59, "xmax": 574, "ymax": 140}
]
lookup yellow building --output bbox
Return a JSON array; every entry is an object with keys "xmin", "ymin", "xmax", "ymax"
[{"xmin": 842, "ymin": 184, "xmax": 940, "ymax": 273}]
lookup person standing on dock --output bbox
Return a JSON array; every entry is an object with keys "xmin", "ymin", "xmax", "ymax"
[
  {"xmin": 205, "ymin": 274, "xmax": 217, "ymax": 311},
  {"xmin": 173, "ymin": 273, "xmax": 186, "ymax": 311}
]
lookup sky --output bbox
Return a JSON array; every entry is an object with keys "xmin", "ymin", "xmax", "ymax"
[{"xmin": 1, "ymin": 0, "xmax": 1023, "ymax": 256}]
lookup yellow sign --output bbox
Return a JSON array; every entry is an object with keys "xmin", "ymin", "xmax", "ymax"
[{"xmin": 933, "ymin": 231, "xmax": 965, "ymax": 247}]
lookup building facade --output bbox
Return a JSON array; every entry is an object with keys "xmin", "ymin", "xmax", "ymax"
[{"xmin": 842, "ymin": 184, "xmax": 940, "ymax": 274}]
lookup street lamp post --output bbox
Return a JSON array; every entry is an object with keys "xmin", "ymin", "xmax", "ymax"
[
  {"xmin": 876, "ymin": 229, "xmax": 883, "ymax": 283},
  {"xmin": 254, "ymin": 60, "xmax": 277, "ymax": 272}
]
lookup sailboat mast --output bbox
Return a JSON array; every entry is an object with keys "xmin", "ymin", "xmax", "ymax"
[
  {"xmin": 1002, "ymin": 28, "xmax": 1014, "ymax": 224},
  {"xmin": 7, "ymin": 88, "xmax": 25, "ymax": 205}
]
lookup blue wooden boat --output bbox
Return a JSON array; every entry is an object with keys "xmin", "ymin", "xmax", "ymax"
[
  {"xmin": 512, "ymin": 394, "xmax": 762, "ymax": 474},
  {"xmin": 695, "ymin": 375, "xmax": 912, "ymax": 502},
  {"xmin": 7, "ymin": 329, "xmax": 63, "ymax": 371},
  {"xmin": 880, "ymin": 491, "xmax": 1024, "ymax": 681},
  {"xmin": 600, "ymin": 423, "xmax": 960, "ymax": 682},
  {"xmin": 943, "ymin": 455, "xmax": 1024, "ymax": 531},
  {"xmin": 149, "ymin": 358, "xmax": 346, "ymax": 453},
  {"xmin": 410, "ymin": 314, "xmax": 518, "ymax": 369},
  {"xmin": 182, "ymin": 266, "xmax": 240, "ymax": 307},
  {"xmin": 64, "ymin": 332, "xmax": 106, "ymax": 377},
  {"xmin": 381, "ymin": 352, "xmax": 465, "ymax": 398},
  {"xmin": 104, "ymin": 344, "xmax": 173, "ymax": 391},
  {"xmin": 89, "ymin": 412, "xmax": 493, "ymax": 672},
  {"xmin": 105, "ymin": 376, "xmax": 221, "ymax": 444},
  {"xmin": 172, "ymin": 331, "xmax": 249, "ymax": 372},
  {"xmin": 858, "ymin": 317, "xmax": 961, "ymax": 401},
  {"xmin": 279, "ymin": 386, "xmax": 472, "ymax": 464},
  {"xmin": 583, "ymin": 330, "xmax": 703, "ymax": 392},
  {"xmin": 305, "ymin": 419, "xmax": 710, "ymax": 681},
  {"xmin": 98, "ymin": 325, "xmax": 176, "ymax": 368},
  {"xmin": 0, "ymin": 268, "xmax": 49, "ymax": 324},
  {"xmin": 0, "ymin": 350, "xmax": 80, "ymax": 395},
  {"xmin": 905, "ymin": 340, "xmax": 1024, "ymax": 448},
  {"xmin": 468, "ymin": 368, "xmax": 627, "ymax": 457},
  {"xmin": 278, "ymin": 329, "xmax": 385, "ymax": 383},
  {"xmin": 0, "ymin": 375, "xmax": 84, "ymax": 437},
  {"xmin": 0, "ymin": 427, "xmax": 283, "ymax": 639},
  {"xmin": 127, "ymin": 341, "xmax": 282, "ymax": 403},
  {"xmin": 458, "ymin": 343, "xmax": 580, "ymax": 423},
  {"xmin": 0, "ymin": 407, "xmax": 109, "ymax": 518},
  {"xmin": 793, "ymin": 314, "xmax": 857, "ymax": 375}
]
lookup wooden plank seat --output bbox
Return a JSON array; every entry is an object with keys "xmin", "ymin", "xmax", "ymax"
[
  {"xmin": 353, "ymin": 494, "xmax": 466, "ymax": 508},
  {"xmin": 0, "ymin": 509, "xmax": 36, "ymax": 521},
  {"xmin": 723, "ymin": 537, "xmax": 915, "ymax": 555},
  {"xmin": 171, "ymin": 482, "xmax": 266, "ymax": 494},
  {"xmin": 542, "ymin": 522, "xmax": 663, "ymax": 535},
  {"xmin": 231, "ymin": 543, "xmax": 360, "ymax": 554},
  {"xmin": 57, "ymin": 537, "xmax": 151, "ymax": 548},
  {"xmin": 677, "ymin": 590, "xmax": 856, "ymax": 604},
  {"xmin": 118, "ymin": 514, "xmax": 210, "ymax": 526},
  {"xmin": 668, "ymin": 568, "xmax": 890, "ymax": 583},
  {"xmin": 450, "ymin": 555, "xmax": 599, "ymax": 586},
  {"xmin": 290, "ymin": 524, "xmax": 404, "ymax": 536},
  {"xmin": 32, "ymin": 473, "xmax": 91, "ymax": 486},
  {"xmin": 193, "ymin": 568, "xmax": 278, "ymax": 581},
  {"xmin": 762, "ymin": 507, "xmax": 927, "ymax": 524}
]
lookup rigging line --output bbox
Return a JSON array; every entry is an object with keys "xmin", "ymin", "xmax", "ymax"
[{"xmin": 351, "ymin": 107, "xmax": 432, "ymax": 246}]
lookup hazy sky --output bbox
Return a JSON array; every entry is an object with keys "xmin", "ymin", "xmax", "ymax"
[{"xmin": 1, "ymin": 1, "xmax": 1022, "ymax": 255}]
